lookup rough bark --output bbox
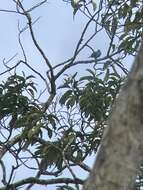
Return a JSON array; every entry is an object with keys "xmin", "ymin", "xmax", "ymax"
[{"xmin": 83, "ymin": 40, "xmax": 143, "ymax": 190}]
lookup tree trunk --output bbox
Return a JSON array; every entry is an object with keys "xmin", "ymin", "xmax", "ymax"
[{"xmin": 83, "ymin": 40, "xmax": 143, "ymax": 190}]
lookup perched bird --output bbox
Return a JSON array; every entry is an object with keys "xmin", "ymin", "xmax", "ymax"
[{"xmin": 90, "ymin": 49, "xmax": 101, "ymax": 59}]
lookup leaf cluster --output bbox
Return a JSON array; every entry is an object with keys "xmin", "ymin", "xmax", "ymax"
[
  {"xmin": 0, "ymin": 74, "xmax": 37, "ymax": 120},
  {"xmin": 59, "ymin": 69, "xmax": 122, "ymax": 122}
]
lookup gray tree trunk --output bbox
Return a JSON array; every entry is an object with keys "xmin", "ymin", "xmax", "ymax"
[{"xmin": 83, "ymin": 40, "xmax": 143, "ymax": 190}]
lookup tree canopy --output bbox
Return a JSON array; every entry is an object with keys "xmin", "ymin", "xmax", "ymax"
[{"xmin": 0, "ymin": 0, "xmax": 142, "ymax": 190}]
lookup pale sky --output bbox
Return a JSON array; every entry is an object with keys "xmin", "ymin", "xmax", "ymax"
[{"xmin": 0, "ymin": 1, "xmax": 93, "ymax": 189}]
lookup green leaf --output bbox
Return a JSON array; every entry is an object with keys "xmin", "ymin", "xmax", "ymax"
[
  {"xmin": 35, "ymin": 142, "xmax": 62, "ymax": 169},
  {"xmin": 86, "ymin": 69, "xmax": 95, "ymax": 76},
  {"xmin": 58, "ymin": 83, "xmax": 70, "ymax": 89},
  {"xmin": 26, "ymin": 75, "xmax": 35, "ymax": 80},
  {"xmin": 75, "ymin": 149, "xmax": 83, "ymax": 162},
  {"xmin": 47, "ymin": 128, "xmax": 53, "ymax": 138},
  {"xmin": 59, "ymin": 90, "xmax": 72, "ymax": 105},
  {"xmin": 79, "ymin": 76, "xmax": 94, "ymax": 81},
  {"xmin": 71, "ymin": 0, "xmax": 81, "ymax": 17},
  {"xmin": 28, "ymin": 88, "xmax": 35, "ymax": 97},
  {"xmin": 122, "ymin": 3, "xmax": 130, "ymax": 18},
  {"xmin": 27, "ymin": 82, "xmax": 37, "ymax": 92},
  {"xmin": 47, "ymin": 114, "xmax": 58, "ymax": 129},
  {"xmin": 91, "ymin": 0, "xmax": 97, "ymax": 11},
  {"xmin": 66, "ymin": 96, "xmax": 76, "ymax": 108}
]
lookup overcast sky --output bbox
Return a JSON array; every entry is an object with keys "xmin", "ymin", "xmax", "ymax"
[{"xmin": 0, "ymin": 1, "xmax": 93, "ymax": 189}]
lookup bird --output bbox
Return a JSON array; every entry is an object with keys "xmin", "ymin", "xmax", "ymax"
[{"xmin": 90, "ymin": 49, "xmax": 101, "ymax": 59}]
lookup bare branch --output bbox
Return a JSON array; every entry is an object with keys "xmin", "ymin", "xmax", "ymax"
[{"xmin": 0, "ymin": 177, "xmax": 84, "ymax": 190}]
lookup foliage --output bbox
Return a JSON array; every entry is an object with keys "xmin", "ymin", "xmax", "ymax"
[
  {"xmin": 0, "ymin": 0, "xmax": 142, "ymax": 190},
  {"xmin": 69, "ymin": 0, "xmax": 142, "ymax": 55},
  {"xmin": 59, "ymin": 69, "xmax": 122, "ymax": 121}
]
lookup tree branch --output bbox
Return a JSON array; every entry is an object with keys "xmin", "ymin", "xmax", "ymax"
[{"xmin": 0, "ymin": 177, "xmax": 84, "ymax": 190}]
